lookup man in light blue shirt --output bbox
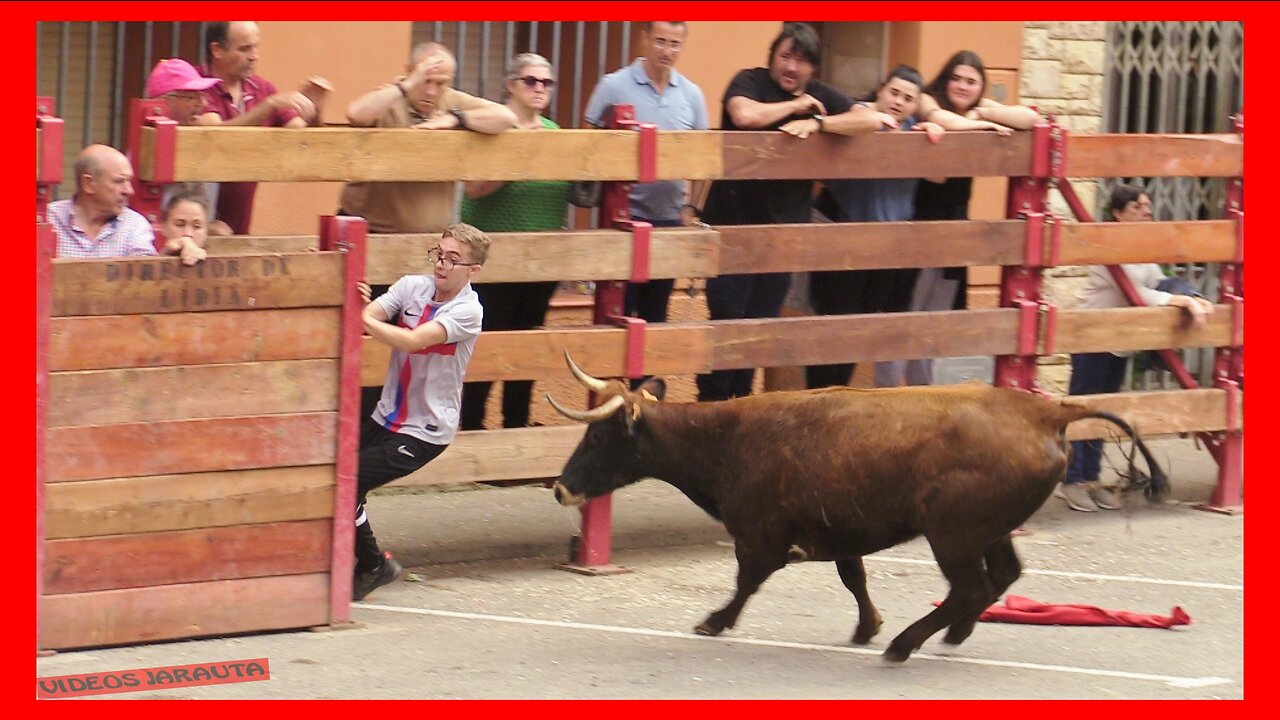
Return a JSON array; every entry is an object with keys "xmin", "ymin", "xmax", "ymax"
[{"xmin": 585, "ymin": 21, "xmax": 709, "ymax": 337}]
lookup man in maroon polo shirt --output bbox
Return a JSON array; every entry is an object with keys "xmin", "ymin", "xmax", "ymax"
[{"xmin": 197, "ymin": 20, "xmax": 330, "ymax": 234}]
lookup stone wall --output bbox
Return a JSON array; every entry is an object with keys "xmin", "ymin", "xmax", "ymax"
[{"xmin": 1020, "ymin": 21, "xmax": 1109, "ymax": 393}]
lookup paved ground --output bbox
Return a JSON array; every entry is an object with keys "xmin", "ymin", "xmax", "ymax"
[{"xmin": 37, "ymin": 437, "xmax": 1244, "ymax": 699}]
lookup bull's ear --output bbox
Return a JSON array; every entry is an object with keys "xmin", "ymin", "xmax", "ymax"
[{"xmin": 637, "ymin": 377, "xmax": 666, "ymax": 401}]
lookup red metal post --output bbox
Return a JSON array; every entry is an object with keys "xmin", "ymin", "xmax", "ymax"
[
  {"xmin": 1204, "ymin": 111, "xmax": 1244, "ymax": 512},
  {"xmin": 36, "ymin": 97, "xmax": 63, "ymax": 225},
  {"xmin": 995, "ymin": 122, "xmax": 1055, "ymax": 391},
  {"xmin": 36, "ymin": 224, "xmax": 54, "ymax": 654},
  {"xmin": 319, "ymin": 215, "xmax": 369, "ymax": 621},
  {"xmin": 565, "ymin": 103, "xmax": 654, "ymax": 573},
  {"xmin": 126, "ymin": 98, "xmax": 175, "ymax": 238}
]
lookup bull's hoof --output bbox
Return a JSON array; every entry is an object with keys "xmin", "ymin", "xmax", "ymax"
[
  {"xmin": 851, "ymin": 623, "xmax": 882, "ymax": 645},
  {"xmin": 882, "ymin": 643, "xmax": 913, "ymax": 664},
  {"xmin": 942, "ymin": 625, "xmax": 974, "ymax": 646},
  {"xmin": 694, "ymin": 621, "xmax": 725, "ymax": 637}
]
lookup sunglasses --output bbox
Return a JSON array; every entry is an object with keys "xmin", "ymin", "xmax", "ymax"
[{"xmin": 517, "ymin": 76, "xmax": 557, "ymax": 89}]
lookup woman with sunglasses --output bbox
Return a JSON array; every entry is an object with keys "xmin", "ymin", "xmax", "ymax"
[{"xmin": 459, "ymin": 54, "xmax": 571, "ymax": 431}]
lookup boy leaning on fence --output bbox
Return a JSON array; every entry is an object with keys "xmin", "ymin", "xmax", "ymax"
[{"xmin": 351, "ymin": 223, "xmax": 490, "ymax": 600}]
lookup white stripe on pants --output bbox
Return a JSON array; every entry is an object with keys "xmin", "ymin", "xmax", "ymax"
[{"xmin": 875, "ymin": 268, "xmax": 961, "ymax": 387}]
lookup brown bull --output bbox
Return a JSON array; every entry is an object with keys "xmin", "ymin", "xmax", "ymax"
[{"xmin": 548, "ymin": 353, "xmax": 1167, "ymax": 663}]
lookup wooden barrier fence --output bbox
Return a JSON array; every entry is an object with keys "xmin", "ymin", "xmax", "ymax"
[
  {"xmin": 36, "ymin": 99, "xmax": 1243, "ymax": 648},
  {"xmin": 36, "ymin": 219, "xmax": 366, "ymax": 651}
]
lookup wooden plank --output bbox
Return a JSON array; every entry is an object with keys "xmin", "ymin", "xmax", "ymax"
[
  {"xmin": 141, "ymin": 127, "xmax": 723, "ymax": 182},
  {"xmin": 1052, "ymin": 306, "xmax": 1232, "ymax": 354},
  {"xmin": 363, "ymin": 324, "xmax": 714, "ymax": 386},
  {"xmin": 1063, "ymin": 389, "xmax": 1237, "ymax": 440},
  {"xmin": 658, "ymin": 130, "xmax": 723, "ymax": 180},
  {"xmin": 711, "ymin": 310, "xmax": 1020, "ymax": 369},
  {"xmin": 46, "ymin": 412, "xmax": 337, "ymax": 483},
  {"xmin": 401, "ymin": 390, "xmax": 1235, "ymax": 487},
  {"xmin": 362, "ymin": 228, "xmax": 720, "ymax": 285},
  {"xmin": 39, "ymin": 573, "xmax": 331, "ymax": 650},
  {"xmin": 721, "ymin": 130, "xmax": 1033, "ymax": 181},
  {"xmin": 1057, "ymin": 221, "xmax": 1237, "ymax": 265},
  {"xmin": 49, "ymin": 360, "xmax": 339, "ymax": 427},
  {"xmin": 45, "ymin": 520, "xmax": 332, "ymax": 594},
  {"xmin": 49, "ymin": 308, "xmax": 342, "ymax": 371},
  {"xmin": 51, "ymin": 253, "xmax": 343, "ymax": 316},
  {"xmin": 1065, "ymin": 134, "xmax": 1243, "ymax": 178},
  {"xmin": 398, "ymin": 425, "xmax": 586, "ymax": 486},
  {"xmin": 207, "ymin": 236, "xmax": 315, "ymax": 255},
  {"xmin": 45, "ymin": 466, "xmax": 336, "ymax": 539},
  {"xmin": 717, "ymin": 221, "xmax": 1025, "ymax": 274}
]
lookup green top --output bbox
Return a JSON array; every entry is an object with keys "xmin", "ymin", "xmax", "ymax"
[{"xmin": 460, "ymin": 116, "xmax": 570, "ymax": 232}]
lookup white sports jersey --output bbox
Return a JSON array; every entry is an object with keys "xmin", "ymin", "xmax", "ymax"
[{"xmin": 372, "ymin": 276, "xmax": 483, "ymax": 444}]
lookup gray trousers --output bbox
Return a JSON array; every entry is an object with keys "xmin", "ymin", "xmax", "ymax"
[{"xmin": 875, "ymin": 268, "xmax": 961, "ymax": 387}]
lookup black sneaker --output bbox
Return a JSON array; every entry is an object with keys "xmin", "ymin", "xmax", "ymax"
[{"xmin": 353, "ymin": 553, "xmax": 402, "ymax": 601}]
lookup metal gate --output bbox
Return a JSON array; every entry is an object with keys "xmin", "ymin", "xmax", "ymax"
[{"xmin": 1101, "ymin": 21, "xmax": 1243, "ymax": 388}]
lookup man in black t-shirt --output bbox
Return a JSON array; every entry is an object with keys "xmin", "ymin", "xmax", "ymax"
[{"xmin": 695, "ymin": 22, "xmax": 858, "ymax": 402}]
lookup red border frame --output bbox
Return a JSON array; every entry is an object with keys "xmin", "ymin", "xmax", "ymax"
[{"xmin": 22, "ymin": 3, "xmax": 1264, "ymax": 709}]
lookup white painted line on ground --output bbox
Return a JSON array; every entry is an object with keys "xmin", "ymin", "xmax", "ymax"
[
  {"xmin": 358, "ymin": 603, "xmax": 1232, "ymax": 689},
  {"xmin": 868, "ymin": 556, "xmax": 1243, "ymax": 591}
]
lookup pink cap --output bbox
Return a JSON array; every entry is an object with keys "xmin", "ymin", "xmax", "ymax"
[{"xmin": 147, "ymin": 58, "xmax": 220, "ymax": 98}]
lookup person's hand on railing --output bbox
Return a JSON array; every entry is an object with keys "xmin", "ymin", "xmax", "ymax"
[
  {"xmin": 412, "ymin": 115, "xmax": 458, "ymax": 130},
  {"xmin": 914, "ymin": 121, "xmax": 946, "ymax": 145},
  {"xmin": 789, "ymin": 93, "xmax": 827, "ymax": 117},
  {"xmin": 680, "ymin": 204, "xmax": 704, "ymax": 227},
  {"xmin": 357, "ymin": 281, "xmax": 373, "ymax": 305},
  {"xmin": 166, "ymin": 234, "xmax": 207, "ymax": 266},
  {"xmin": 1169, "ymin": 294, "xmax": 1215, "ymax": 327},
  {"xmin": 779, "ymin": 117, "xmax": 822, "ymax": 139},
  {"xmin": 976, "ymin": 120, "xmax": 1014, "ymax": 136},
  {"xmin": 873, "ymin": 111, "xmax": 898, "ymax": 130}
]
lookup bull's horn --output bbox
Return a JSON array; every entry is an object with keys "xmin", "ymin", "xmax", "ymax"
[
  {"xmin": 547, "ymin": 393, "xmax": 626, "ymax": 423},
  {"xmin": 564, "ymin": 351, "xmax": 610, "ymax": 393}
]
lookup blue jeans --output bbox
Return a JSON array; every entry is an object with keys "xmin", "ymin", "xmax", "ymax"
[
  {"xmin": 1065, "ymin": 352, "xmax": 1129, "ymax": 484},
  {"xmin": 696, "ymin": 272, "xmax": 791, "ymax": 401}
]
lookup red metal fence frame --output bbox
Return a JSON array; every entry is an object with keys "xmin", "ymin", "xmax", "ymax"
[{"xmin": 318, "ymin": 215, "xmax": 369, "ymax": 621}]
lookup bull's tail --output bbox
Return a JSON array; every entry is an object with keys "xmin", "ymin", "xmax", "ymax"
[{"xmin": 1067, "ymin": 409, "xmax": 1170, "ymax": 502}]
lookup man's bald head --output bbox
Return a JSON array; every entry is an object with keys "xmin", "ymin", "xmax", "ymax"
[
  {"xmin": 405, "ymin": 42, "xmax": 458, "ymax": 110},
  {"xmin": 411, "ymin": 42, "xmax": 456, "ymax": 66},
  {"xmin": 75, "ymin": 145, "xmax": 130, "ymax": 191},
  {"xmin": 74, "ymin": 144, "xmax": 135, "ymax": 217}
]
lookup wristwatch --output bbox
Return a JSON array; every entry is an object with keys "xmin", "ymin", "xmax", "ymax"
[
  {"xmin": 451, "ymin": 108, "xmax": 469, "ymax": 130},
  {"xmin": 812, "ymin": 113, "xmax": 825, "ymax": 132}
]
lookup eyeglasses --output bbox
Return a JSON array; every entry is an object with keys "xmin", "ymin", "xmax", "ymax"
[
  {"xmin": 517, "ymin": 76, "xmax": 557, "ymax": 89},
  {"xmin": 427, "ymin": 247, "xmax": 480, "ymax": 271}
]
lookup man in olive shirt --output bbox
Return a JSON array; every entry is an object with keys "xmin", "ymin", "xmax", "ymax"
[{"xmin": 339, "ymin": 42, "xmax": 517, "ymax": 233}]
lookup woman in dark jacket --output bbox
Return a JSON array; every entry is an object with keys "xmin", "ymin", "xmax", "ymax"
[{"xmin": 914, "ymin": 50, "xmax": 1042, "ymax": 310}]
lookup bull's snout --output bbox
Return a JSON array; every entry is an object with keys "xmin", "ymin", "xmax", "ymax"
[{"xmin": 552, "ymin": 481, "xmax": 586, "ymax": 507}]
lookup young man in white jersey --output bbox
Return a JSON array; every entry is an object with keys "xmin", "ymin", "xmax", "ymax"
[{"xmin": 353, "ymin": 223, "xmax": 490, "ymax": 600}]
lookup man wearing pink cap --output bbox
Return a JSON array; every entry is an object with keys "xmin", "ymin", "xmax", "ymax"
[
  {"xmin": 147, "ymin": 58, "xmax": 220, "ymax": 124},
  {"xmin": 195, "ymin": 21, "xmax": 331, "ymax": 234},
  {"xmin": 145, "ymin": 58, "xmax": 232, "ymax": 237}
]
